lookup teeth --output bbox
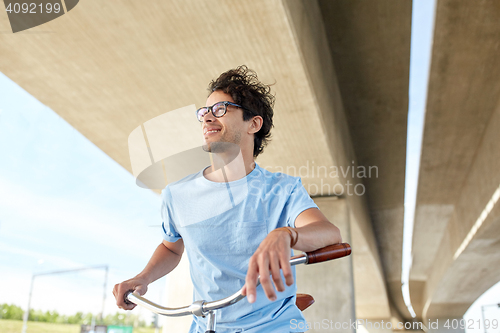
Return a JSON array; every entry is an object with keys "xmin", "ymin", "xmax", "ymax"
[{"xmin": 206, "ymin": 130, "xmax": 220, "ymax": 134}]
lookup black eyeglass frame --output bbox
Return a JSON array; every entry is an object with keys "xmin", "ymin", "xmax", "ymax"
[{"xmin": 196, "ymin": 101, "xmax": 247, "ymax": 122}]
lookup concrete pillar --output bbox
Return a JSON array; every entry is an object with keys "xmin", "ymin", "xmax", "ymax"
[{"xmin": 296, "ymin": 196, "xmax": 356, "ymax": 333}]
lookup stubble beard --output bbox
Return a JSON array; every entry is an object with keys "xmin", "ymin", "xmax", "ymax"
[{"xmin": 202, "ymin": 130, "xmax": 241, "ymax": 154}]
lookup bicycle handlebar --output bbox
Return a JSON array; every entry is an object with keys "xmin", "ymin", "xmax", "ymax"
[
  {"xmin": 304, "ymin": 242, "xmax": 351, "ymax": 264},
  {"xmin": 125, "ymin": 242, "xmax": 351, "ymax": 317}
]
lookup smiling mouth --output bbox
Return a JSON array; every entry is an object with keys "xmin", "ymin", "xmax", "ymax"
[{"xmin": 204, "ymin": 129, "xmax": 221, "ymax": 135}]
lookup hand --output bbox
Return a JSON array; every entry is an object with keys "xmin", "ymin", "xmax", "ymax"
[
  {"xmin": 242, "ymin": 228, "xmax": 295, "ymax": 304},
  {"xmin": 113, "ymin": 276, "xmax": 149, "ymax": 310}
]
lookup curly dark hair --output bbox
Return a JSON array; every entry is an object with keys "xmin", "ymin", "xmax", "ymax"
[{"xmin": 208, "ymin": 65, "xmax": 274, "ymax": 157}]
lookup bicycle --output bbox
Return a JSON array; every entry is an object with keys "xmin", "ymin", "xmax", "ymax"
[{"xmin": 124, "ymin": 243, "xmax": 351, "ymax": 333}]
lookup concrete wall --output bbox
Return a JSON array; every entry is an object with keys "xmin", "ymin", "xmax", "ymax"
[
  {"xmin": 281, "ymin": 0, "xmax": 395, "ymax": 320},
  {"xmin": 410, "ymin": 0, "xmax": 500, "ymax": 320},
  {"xmin": 296, "ymin": 197, "xmax": 355, "ymax": 333}
]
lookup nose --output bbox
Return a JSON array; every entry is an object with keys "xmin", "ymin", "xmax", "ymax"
[{"xmin": 203, "ymin": 109, "xmax": 216, "ymax": 123}]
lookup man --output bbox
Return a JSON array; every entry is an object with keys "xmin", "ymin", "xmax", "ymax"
[{"xmin": 113, "ymin": 66, "xmax": 342, "ymax": 332}]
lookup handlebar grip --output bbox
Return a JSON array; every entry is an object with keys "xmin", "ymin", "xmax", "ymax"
[
  {"xmin": 305, "ymin": 243, "xmax": 351, "ymax": 264},
  {"xmin": 124, "ymin": 290, "xmax": 134, "ymax": 305}
]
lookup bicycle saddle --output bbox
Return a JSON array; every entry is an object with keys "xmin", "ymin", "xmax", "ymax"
[{"xmin": 296, "ymin": 293, "xmax": 315, "ymax": 311}]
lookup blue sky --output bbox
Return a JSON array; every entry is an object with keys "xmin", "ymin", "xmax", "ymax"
[
  {"xmin": 0, "ymin": 72, "xmax": 170, "ymax": 317},
  {"xmin": 401, "ymin": 0, "xmax": 437, "ymax": 318}
]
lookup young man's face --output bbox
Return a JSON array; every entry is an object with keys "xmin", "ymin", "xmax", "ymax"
[{"xmin": 201, "ymin": 90, "xmax": 249, "ymax": 153}]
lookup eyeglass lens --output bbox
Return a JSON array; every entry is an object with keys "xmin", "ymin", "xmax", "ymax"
[{"xmin": 197, "ymin": 102, "xmax": 227, "ymax": 121}]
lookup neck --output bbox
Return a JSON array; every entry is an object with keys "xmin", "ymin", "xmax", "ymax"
[{"xmin": 204, "ymin": 145, "xmax": 256, "ymax": 182}]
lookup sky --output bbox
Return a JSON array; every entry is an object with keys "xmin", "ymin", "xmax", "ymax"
[
  {"xmin": 0, "ymin": 72, "xmax": 179, "ymax": 321},
  {"xmin": 401, "ymin": 0, "xmax": 437, "ymax": 318},
  {"xmin": 0, "ymin": 1, "xmax": 499, "ymax": 330}
]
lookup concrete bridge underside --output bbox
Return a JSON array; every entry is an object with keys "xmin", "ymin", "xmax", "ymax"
[
  {"xmin": 410, "ymin": 0, "xmax": 500, "ymax": 321},
  {"xmin": 0, "ymin": 0, "xmax": 410, "ymax": 323}
]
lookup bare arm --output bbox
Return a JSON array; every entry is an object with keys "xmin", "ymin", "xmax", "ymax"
[
  {"xmin": 113, "ymin": 239, "xmax": 184, "ymax": 310},
  {"xmin": 293, "ymin": 208, "xmax": 342, "ymax": 252}
]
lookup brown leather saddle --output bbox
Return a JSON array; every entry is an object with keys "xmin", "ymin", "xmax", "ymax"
[{"xmin": 295, "ymin": 293, "xmax": 315, "ymax": 311}]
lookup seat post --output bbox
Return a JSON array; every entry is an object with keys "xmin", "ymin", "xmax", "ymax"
[{"xmin": 205, "ymin": 310, "xmax": 217, "ymax": 333}]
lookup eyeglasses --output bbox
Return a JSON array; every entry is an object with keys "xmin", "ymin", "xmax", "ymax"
[{"xmin": 196, "ymin": 101, "xmax": 244, "ymax": 122}]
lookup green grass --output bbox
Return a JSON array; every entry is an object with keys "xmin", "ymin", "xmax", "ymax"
[
  {"xmin": 0, "ymin": 319, "xmax": 80, "ymax": 333},
  {"xmin": 0, "ymin": 320, "xmax": 159, "ymax": 333},
  {"xmin": 130, "ymin": 327, "xmax": 158, "ymax": 333}
]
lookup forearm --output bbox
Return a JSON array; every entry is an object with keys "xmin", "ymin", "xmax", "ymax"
[
  {"xmin": 293, "ymin": 221, "xmax": 342, "ymax": 252},
  {"xmin": 135, "ymin": 241, "xmax": 183, "ymax": 285}
]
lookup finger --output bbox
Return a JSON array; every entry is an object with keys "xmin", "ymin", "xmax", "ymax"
[
  {"xmin": 121, "ymin": 289, "xmax": 137, "ymax": 310},
  {"xmin": 121, "ymin": 302, "xmax": 136, "ymax": 311},
  {"xmin": 134, "ymin": 285, "xmax": 147, "ymax": 296},
  {"xmin": 257, "ymin": 256, "xmax": 276, "ymax": 301},
  {"xmin": 280, "ymin": 252, "xmax": 294, "ymax": 287},
  {"xmin": 114, "ymin": 284, "xmax": 125, "ymax": 307},
  {"xmin": 269, "ymin": 253, "xmax": 285, "ymax": 292},
  {"xmin": 245, "ymin": 258, "xmax": 259, "ymax": 303},
  {"xmin": 115, "ymin": 283, "xmax": 138, "ymax": 310}
]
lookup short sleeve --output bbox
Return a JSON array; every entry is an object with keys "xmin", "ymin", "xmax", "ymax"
[
  {"xmin": 284, "ymin": 178, "xmax": 319, "ymax": 228},
  {"xmin": 161, "ymin": 188, "xmax": 182, "ymax": 243}
]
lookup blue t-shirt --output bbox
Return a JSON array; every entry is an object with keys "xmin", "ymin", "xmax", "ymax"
[{"xmin": 161, "ymin": 163, "xmax": 318, "ymax": 332}]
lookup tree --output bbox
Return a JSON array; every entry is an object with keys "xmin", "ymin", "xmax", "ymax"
[{"xmin": 0, "ymin": 303, "xmax": 24, "ymax": 320}]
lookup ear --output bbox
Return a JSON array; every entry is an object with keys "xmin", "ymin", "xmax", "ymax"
[{"xmin": 248, "ymin": 116, "xmax": 263, "ymax": 134}]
